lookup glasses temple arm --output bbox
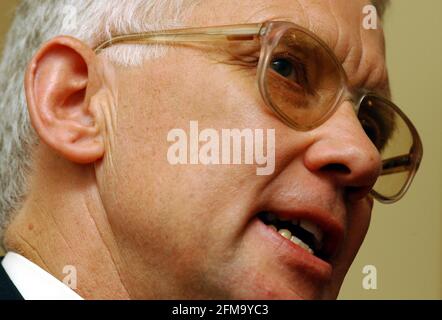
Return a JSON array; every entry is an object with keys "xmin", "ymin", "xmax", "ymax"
[
  {"xmin": 379, "ymin": 154, "xmax": 413, "ymax": 175},
  {"xmin": 94, "ymin": 24, "xmax": 263, "ymax": 53}
]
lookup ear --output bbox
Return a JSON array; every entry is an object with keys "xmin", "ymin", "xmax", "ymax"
[{"xmin": 25, "ymin": 36, "xmax": 105, "ymax": 164}]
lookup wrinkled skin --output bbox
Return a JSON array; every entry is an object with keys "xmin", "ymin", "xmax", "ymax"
[{"xmin": 5, "ymin": 0, "xmax": 388, "ymax": 299}]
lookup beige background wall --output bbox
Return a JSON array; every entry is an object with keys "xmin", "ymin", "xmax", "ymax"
[
  {"xmin": 0, "ymin": 1, "xmax": 440, "ymax": 299},
  {"xmin": 339, "ymin": 0, "xmax": 442, "ymax": 299},
  {"xmin": 0, "ymin": 0, "xmax": 18, "ymax": 54}
]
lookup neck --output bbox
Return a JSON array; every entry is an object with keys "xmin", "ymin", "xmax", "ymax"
[{"xmin": 3, "ymin": 144, "xmax": 130, "ymax": 299}]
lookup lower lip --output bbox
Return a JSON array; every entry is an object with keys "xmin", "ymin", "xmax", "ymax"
[{"xmin": 251, "ymin": 217, "xmax": 333, "ymax": 281}]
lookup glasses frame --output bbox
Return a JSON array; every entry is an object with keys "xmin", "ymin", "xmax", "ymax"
[
  {"xmin": 94, "ymin": 20, "xmax": 423, "ymax": 204},
  {"xmin": 358, "ymin": 93, "xmax": 423, "ymax": 204}
]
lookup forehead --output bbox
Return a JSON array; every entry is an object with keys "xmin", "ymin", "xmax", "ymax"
[{"xmin": 190, "ymin": 0, "xmax": 389, "ymax": 93}]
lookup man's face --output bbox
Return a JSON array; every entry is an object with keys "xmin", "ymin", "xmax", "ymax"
[{"xmin": 96, "ymin": 0, "xmax": 386, "ymax": 299}]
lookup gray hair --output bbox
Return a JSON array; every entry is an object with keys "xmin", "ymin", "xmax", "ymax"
[{"xmin": 0, "ymin": 0, "xmax": 198, "ymax": 245}]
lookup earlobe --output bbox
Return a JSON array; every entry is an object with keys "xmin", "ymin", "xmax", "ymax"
[{"xmin": 25, "ymin": 36, "xmax": 105, "ymax": 164}]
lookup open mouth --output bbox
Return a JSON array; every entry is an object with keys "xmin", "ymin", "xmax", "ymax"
[{"xmin": 257, "ymin": 211, "xmax": 333, "ymax": 262}]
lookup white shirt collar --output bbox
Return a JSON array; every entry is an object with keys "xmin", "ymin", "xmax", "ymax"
[{"xmin": 1, "ymin": 252, "xmax": 83, "ymax": 300}]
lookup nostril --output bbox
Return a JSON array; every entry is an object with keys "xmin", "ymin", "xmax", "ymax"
[{"xmin": 320, "ymin": 163, "xmax": 351, "ymax": 174}]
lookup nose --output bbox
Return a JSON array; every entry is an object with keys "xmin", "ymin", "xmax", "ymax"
[{"xmin": 303, "ymin": 101, "xmax": 382, "ymax": 202}]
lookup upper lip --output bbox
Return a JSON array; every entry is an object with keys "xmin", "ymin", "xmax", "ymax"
[{"xmin": 258, "ymin": 206, "xmax": 345, "ymax": 261}]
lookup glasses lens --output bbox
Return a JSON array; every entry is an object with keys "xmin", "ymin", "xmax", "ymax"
[
  {"xmin": 358, "ymin": 95, "xmax": 416, "ymax": 200},
  {"xmin": 264, "ymin": 27, "xmax": 344, "ymax": 129}
]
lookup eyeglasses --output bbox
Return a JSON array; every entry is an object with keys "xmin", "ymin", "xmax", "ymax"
[{"xmin": 94, "ymin": 20, "xmax": 423, "ymax": 204}]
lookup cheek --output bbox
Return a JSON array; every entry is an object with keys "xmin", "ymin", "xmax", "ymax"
[
  {"xmin": 97, "ymin": 54, "xmax": 292, "ymax": 291},
  {"xmin": 108, "ymin": 53, "xmax": 274, "ymax": 209},
  {"xmin": 320, "ymin": 199, "xmax": 373, "ymax": 299},
  {"xmin": 95, "ymin": 66, "xmax": 259, "ymax": 253},
  {"xmin": 347, "ymin": 198, "xmax": 373, "ymax": 243},
  {"xmin": 338, "ymin": 198, "xmax": 373, "ymax": 268}
]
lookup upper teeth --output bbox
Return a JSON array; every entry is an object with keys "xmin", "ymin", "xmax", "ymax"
[
  {"xmin": 299, "ymin": 220, "xmax": 323, "ymax": 243},
  {"xmin": 277, "ymin": 228, "xmax": 313, "ymax": 254},
  {"xmin": 264, "ymin": 212, "xmax": 324, "ymax": 252}
]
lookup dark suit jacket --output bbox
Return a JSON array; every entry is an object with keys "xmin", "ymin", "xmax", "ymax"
[{"xmin": 0, "ymin": 257, "xmax": 24, "ymax": 300}]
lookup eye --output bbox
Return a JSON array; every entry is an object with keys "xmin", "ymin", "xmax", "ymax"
[
  {"xmin": 271, "ymin": 58, "xmax": 294, "ymax": 77},
  {"xmin": 358, "ymin": 97, "xmax": 397, "ymax": 152},
  {"xmin": 360, "ymin": 116, "xmax": 384, "ymax": 150},
  {"xmin": 270, "ymin": 57, "xmax": 309, "ymax": 90}
]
